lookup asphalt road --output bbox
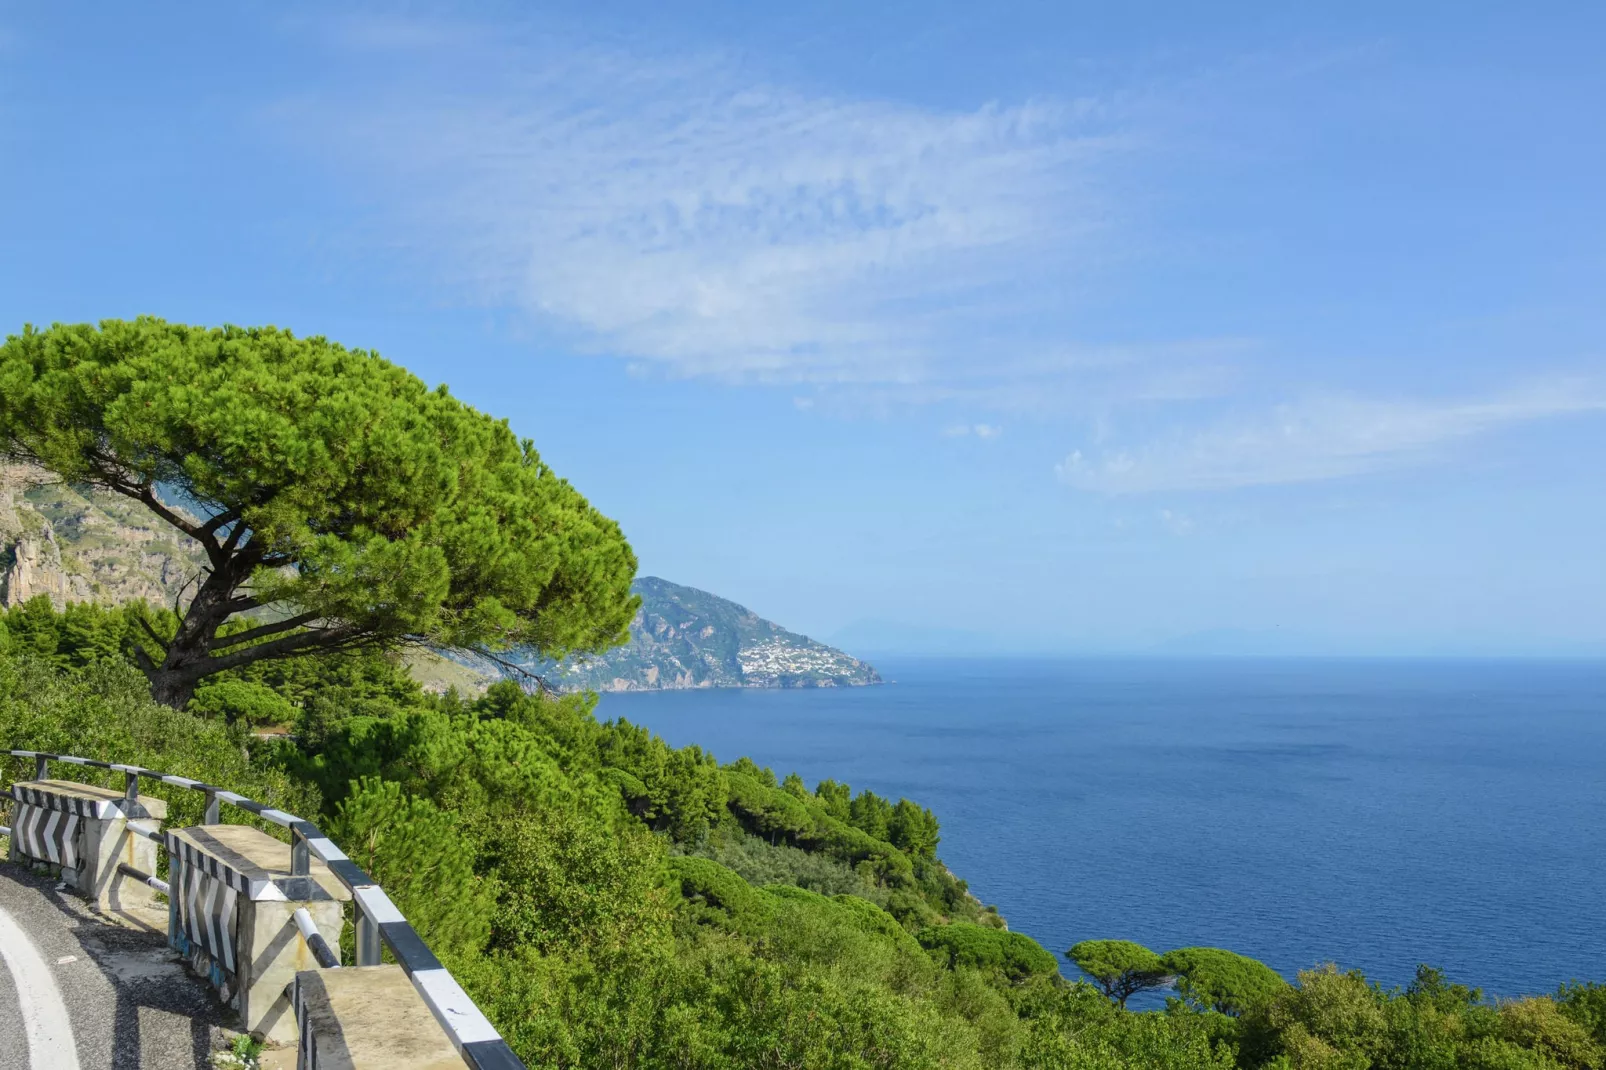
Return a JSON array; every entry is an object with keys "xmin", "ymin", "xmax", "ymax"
[{"xmin": 0, "ymin": 861, "xmax": 232, "ymax": 1069}]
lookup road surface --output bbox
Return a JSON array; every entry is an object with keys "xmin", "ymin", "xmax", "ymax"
[{"xmin": 0, "ymin": 861, "xmax": 232, "ymax": 1069}]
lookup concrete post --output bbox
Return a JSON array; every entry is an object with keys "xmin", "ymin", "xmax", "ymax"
[
  {"xmin": 166, "ymin": 824, "xmax": 352, "ymax": 1044},
  {"xmin": 292, "ymin": 966, "xmax": 468, "ymax": 1070},
  {"xmin": 6, "ymin": 779, "xmax": 167, "ymax": 910}
]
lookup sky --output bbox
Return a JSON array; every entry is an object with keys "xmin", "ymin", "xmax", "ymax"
[{"xmin": 1, "ymin": 2, "xmax": 1602, "ymax": 655}]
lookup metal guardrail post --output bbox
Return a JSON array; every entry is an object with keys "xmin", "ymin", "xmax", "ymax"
[
  {"xmin": 356, "ymin": 906, "xmax": 382, "ymax": 967},
  {"xmin": 168, "ymin": 848, "xmax": 183, "ymax": 951},
  {"xmin": 34, "ymin": 754, "xmax": 47, "ymax": 780},
  {"xmin": 123, "ymin": 770, "xmax": 139, "ymax": 803},
  {"xmin": 291, "ymin": 828, "xmax": 310, "ymax": 877},
  {"xmin": 204, "ymin": 789, "xmax": 220, "ymax": 825}
]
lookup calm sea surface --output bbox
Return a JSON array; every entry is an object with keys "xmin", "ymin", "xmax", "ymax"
[{"xmin": 597, "ymin": 657, "xmax": 1606, "ymax": 997}]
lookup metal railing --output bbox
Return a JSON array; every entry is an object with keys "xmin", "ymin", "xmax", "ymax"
[{"xmin": 2, "ymin": 748, "xmax": 525, "ymax": 1070}]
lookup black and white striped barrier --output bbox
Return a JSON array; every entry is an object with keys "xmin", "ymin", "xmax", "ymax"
[
  {"xmin": 294, "ymin": 907, "xmax": 341, "ymax": 971},
  {"xmin": 4, "ymin": 748, "xmax": 526, "ymax": 1070},
  {"xmin": 3, "ymin": 769, "xmax": 168, "ymax": 910},
  {"xmin": 10, "ymin": 800, "xmax": 80, "ymax": 868}
]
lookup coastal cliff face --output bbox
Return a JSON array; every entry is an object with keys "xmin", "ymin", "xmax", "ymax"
[
  {"xmin": 0, "ymin": 464, "xmax": 205, "ymax": 611},
  {"xmin": 513, "ymin": 576, "xmax": 882, "ymax": 692}
]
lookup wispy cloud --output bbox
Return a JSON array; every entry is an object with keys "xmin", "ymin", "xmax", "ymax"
[
  {"xmin": 943, "ymin": 423, "xmax": 1004, "ymax": 439},
  {"xmin": 1057, "ymin": 380, "xmax": 1606, "ymax": 493},
  {"xmin": 283, "ymin": 16, "xmax": 1606, "ymax": 497},
  {"xmin": 289, "ymin": 16, "xmax": 1139, "ymax": 392}
]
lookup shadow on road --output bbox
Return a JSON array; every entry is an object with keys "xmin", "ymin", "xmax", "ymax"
[{"xmin": 1, "ymin": 862, "xmax": 229, "ymax": 1069}]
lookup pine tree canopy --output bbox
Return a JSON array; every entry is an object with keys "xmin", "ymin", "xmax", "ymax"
[{"xmin": 0, "ymin": 317, "xmax": 639, "ymax": 705}]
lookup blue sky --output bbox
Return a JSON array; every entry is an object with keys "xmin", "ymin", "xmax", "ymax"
[{"xmin": 2, "ymin": 2, "xmax": 1603, "ymax": 654}]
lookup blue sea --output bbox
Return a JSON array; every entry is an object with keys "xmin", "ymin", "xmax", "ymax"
[{"xmin": 597, "ymin": 657, "xmax": 1606, "ymax": 998}]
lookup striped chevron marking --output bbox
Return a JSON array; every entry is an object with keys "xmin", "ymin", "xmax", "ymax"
[
  {"xmin": 11, "ymin": 784, "xmax": 120, "ymax": 819},
  {"xmin": 179, "ymin": 858, "xmax": 239, "ymax": 974},
  {"xmin": 164, "ymin": 832, "xmax": 290, "ymax": 902},
  {"xmin": 12, "ymin": 805, "xmax": 80, "ymax": 870}
]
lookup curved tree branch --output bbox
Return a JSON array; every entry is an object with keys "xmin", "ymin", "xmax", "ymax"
[
  {"xmin": 186, "ymin": 624, "xmax": 374, "ymax": 678},
  {"xmin": 106, "ymin": 479, "xmax": 208, "ymax": 544},
  {"xmin": 466, "ymin": 645, "xmax": 552, "ymax": 693},
  {"xmin": 129, "ymin": 613, "xmax": 166, "ymax": 672},
  {"xmin": 199, "ymin": 506, "xmax": 241, "ymax": 538},
  {"xmin": 208, "ymin": 611, "xmax": 323, "ymax": 651},
  {"xmin": 133, "ymin": 611, "xmax": 167, "ymax": 649},
  {"xmin": 130, "ymin": 644, "xmax": 157, "ymax": 673},
  {"xmin": 220, "ymin": 518, "xmax": 251, "ymax": 555}
]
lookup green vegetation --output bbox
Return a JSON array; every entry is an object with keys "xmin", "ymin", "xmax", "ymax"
[
  {"xmin": 1071, "ymin": 939, "xmax": 1172, "ymax": 1007},
  {"xmin": 5, "ymin": 617, "xmax": 1605, "ymax": 1069},
  {"xmin": 1161, "ymin": 947, "xmax": 1289, "ymax": 1017},
  {"xmin": 0, "ymin": 317, "xmax": 637, "ymax": 706},
  {"xmin": 919, "ymin": 922, "xmax": 1061, "ymax": 982}
]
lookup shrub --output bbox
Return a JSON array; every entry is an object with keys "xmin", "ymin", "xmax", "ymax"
[{"xmin": 921, "ymin": 923, "xmax": 1060, "ymax": 983}]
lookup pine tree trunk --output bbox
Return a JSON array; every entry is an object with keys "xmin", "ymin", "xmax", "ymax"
[
  {"xmin": 147, "ymin": 665, "xmax": 203, "ymax": 709},
  {"xmin": 140, "ymin": 565, "xmax": 237, "ymax": 708}
]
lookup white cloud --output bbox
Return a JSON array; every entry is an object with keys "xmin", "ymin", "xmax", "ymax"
[
  {"xmin": 290, "ymin": 17, "xmax": 1136, "ymax": 392},
  {"xmin": 943, "ymin": 422, "xmax": 1005, "ymax": 439},
  {"xmin": 1057, "ymin": 380, "xmax": 1606, "ymax": 494}
]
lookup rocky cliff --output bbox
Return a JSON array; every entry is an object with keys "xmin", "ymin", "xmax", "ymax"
[{"xmin": 0, "ymin": 464, "xmax": 205, "ymax": 611}]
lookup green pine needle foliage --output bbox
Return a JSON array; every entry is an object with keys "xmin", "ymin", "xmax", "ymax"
[{"xmin": 0, "ymin": 318, "xmax": 639, "ymax": 702}]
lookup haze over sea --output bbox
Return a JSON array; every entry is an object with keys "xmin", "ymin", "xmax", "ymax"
[{"xmin": 601, "ymin": 657, "xmax": 1606, "ymax": 999}]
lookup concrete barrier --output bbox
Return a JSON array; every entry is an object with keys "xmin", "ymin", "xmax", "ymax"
[
  {"xmin": 5, "ymin": 748, "xmax": 524, "ymax": 1068},
  {"xmin": 293, "ymin": 966, "xmax": 467, "ymax": 1070},
  {"xmin": 7, "ymin": 778, "xmax": 167, "ymax": 911},
  {"xmin": 167, "ymin": 823, "xmax": 350, "ymax": 1044}
]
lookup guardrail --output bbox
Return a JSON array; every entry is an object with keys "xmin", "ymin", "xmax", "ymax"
[{"xmin": 1, "ymin": 748, "xmax": 524, "ymax": 1070}]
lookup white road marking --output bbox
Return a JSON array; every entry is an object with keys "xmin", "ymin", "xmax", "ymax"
[{"xmin": 0, "ymin": 904, "xmax": 82, "ymax": 1070}]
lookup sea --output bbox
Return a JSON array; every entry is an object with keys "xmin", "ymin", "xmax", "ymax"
[{"xmin": 596, "ymin": 657, "xmax": 1606, "ymax": 999}]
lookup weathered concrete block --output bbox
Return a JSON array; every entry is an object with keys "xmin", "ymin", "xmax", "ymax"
[
  {"xmin": 293, "ymin": 966, "xmax": 467, "ymax": 1070},
  {"xmin": 167, "ymin": 824, "xmax": 351, "ymax": 1044},
  {"xmin": 7, "ymin": 779, "xmax": 167, "ymax": 910}
]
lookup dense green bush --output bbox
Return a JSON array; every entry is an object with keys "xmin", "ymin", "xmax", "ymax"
[
  {"xmin": 1161, "ymin": 947, "xmax": 1290, "ymax": 1016},
  {"xmin": 327, "ymin": 776, "xmax": 496, "ymax": 964},
  {"xmin": 0, "ymin": 651, "xmax": 315, "ymax": 833},
  {"xmin": 919, "ymin": 922, "xmax": 1061, "ymax": 983},
  {"xmin": 188, "ymin": 678, "xmax": 296, "ymax": 728},
  {"xmin": 672, "ymin": 827, "xmax": 890, "ymax": 904}
]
